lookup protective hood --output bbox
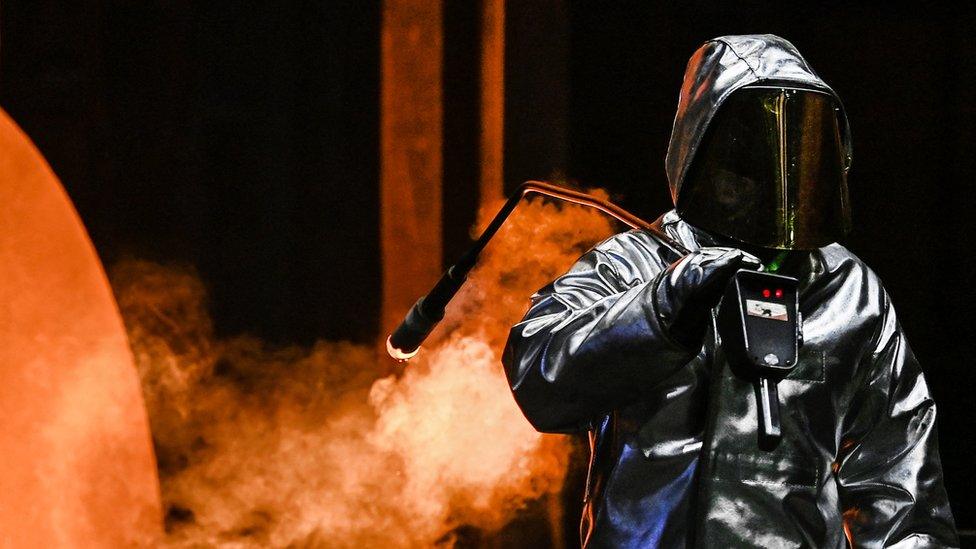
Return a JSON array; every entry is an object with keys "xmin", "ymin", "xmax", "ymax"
[{"xmin": 665, "ymin": 34, "xmax": 853, "ymax": 204}]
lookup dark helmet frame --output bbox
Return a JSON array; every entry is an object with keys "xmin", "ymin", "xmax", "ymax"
[{"xmin": 676, "ymin": 82, "xmax": 852, "ymax": 250}]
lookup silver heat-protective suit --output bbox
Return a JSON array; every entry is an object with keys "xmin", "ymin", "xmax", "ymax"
[{"xmin": 502, "ymin": 34, "xmax": 958, "ymax": 548}]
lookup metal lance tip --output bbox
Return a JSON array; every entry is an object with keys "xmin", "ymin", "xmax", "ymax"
[{"xmin": 386, "ymin": 334, "xmax": 419, "ymax": 362}]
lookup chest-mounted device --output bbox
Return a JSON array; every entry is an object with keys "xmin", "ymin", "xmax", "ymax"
[{"xmin": 717, "ymin": 270, "xmax": 802, "ymax": 450}]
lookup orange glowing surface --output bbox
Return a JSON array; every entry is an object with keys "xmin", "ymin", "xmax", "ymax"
[{"xmin": 0, "ymin": 109, "xmax": 162, "ymax": 545}]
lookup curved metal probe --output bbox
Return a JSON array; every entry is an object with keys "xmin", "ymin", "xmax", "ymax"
[{"xmin": 386, "ymin": 180, "xmax": 689, "ymax": 361}]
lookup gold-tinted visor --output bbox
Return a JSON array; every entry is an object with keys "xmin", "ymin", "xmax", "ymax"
[{"xmin": 677, "ymin": 86, "xmax": 850, "ymax": 250}]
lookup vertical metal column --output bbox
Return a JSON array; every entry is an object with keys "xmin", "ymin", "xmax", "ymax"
[
  {"xmin": 480, "ymin": 0, "xmax": 505, "ymax": 204},
  {"xmin": 380, "ymin": 0, "xmax": 444, "ymax": 350}
]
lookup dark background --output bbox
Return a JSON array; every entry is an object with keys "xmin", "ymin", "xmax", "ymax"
[{"xmin": 2, "ymin": 1, "xmax": 973, "ymax": 535}]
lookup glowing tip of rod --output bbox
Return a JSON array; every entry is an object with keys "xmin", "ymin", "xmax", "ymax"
[{"xmin": 386, "ymin": 336, "xmax": 419, "ymax": 362}]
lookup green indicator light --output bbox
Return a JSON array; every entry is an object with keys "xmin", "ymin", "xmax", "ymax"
[{"xmin": 766, "ymin": 250, "xmax": 790, "ymax": 273}]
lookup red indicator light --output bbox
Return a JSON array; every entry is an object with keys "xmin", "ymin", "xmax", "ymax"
[
  {"xmin": 762, "ymin": 289, "xmax": 771, "ymax": 298},
  {"xmin": 775, "ymin": 288, "xmax": 783, "ymax": 298}
]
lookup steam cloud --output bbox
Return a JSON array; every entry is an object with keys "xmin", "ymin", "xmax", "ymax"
[{"xmin": 110, "ymin": 191, "xmax": 618, "ymax": 547}]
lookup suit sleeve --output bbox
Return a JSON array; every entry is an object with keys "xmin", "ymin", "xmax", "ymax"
[
  {"xmin": 836, "ymin": 292, "xmax": 959, "ymax": 548},
  {"xmin": 501, "ymin": 245, "xmax": 697, "ymax": 434}
]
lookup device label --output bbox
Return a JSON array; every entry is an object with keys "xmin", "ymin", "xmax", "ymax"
[{"xmin": 746, "ymin": 299, "xmax": 788, "ymax": 321}]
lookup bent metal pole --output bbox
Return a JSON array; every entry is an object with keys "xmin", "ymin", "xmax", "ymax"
[{"xmin": 386, "ymin": 180, "xmax": 690, "ymax": 361}]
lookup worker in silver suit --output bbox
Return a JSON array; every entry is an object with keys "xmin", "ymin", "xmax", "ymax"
[{"xmin": 502, "ymin": 34, "xmax": 958, "ymax": 547}]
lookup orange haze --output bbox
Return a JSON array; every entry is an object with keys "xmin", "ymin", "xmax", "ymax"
[{"xmin": 111, "ymin": 189, "xmax": 618, "ymax": 547}]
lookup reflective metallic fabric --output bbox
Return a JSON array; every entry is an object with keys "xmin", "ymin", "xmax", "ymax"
[
  {"xmin": 502, "ymin": 211, "xmax": 959, "ymax": 547},
  {"xmin": 665, "ymin": 35, "xmax": 853, "ymax": 204},
  {"xmin": 503, "ymin": 32, "xmax": 957, "ymax": 547},
  {"xmin": 678, "ymin": 86, "xmax": 851, "ymax": 249}
]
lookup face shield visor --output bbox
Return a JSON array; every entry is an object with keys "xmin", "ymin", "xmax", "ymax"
[{"xmin": 676, "ymin": 85, "xmax": 851, "ymax": 250}]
